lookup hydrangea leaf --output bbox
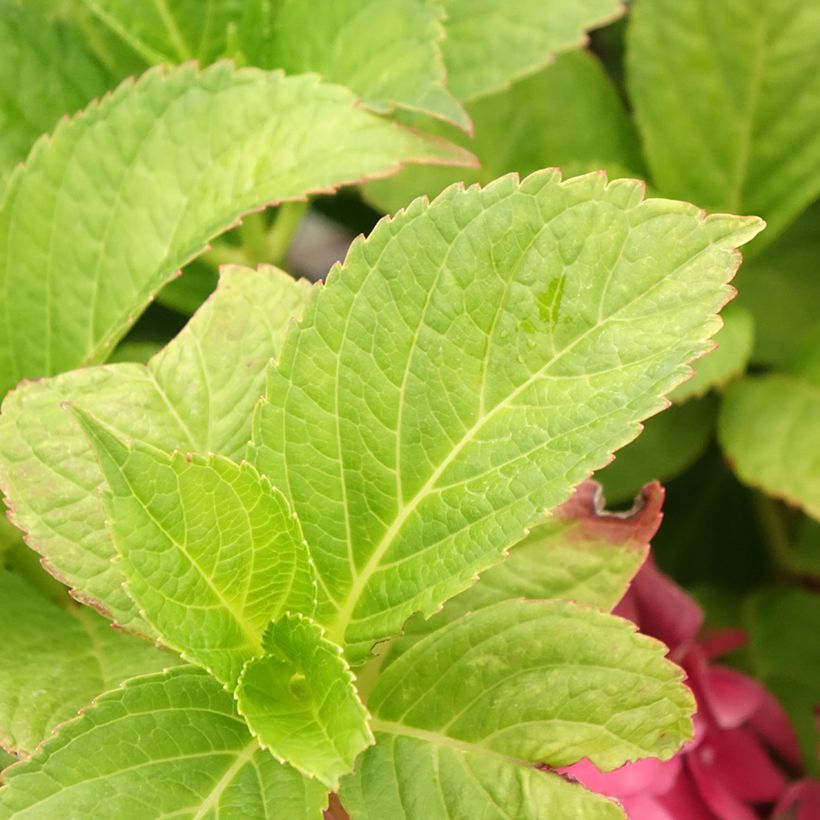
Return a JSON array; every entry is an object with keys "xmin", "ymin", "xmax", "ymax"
[
  {"xmin": 0, "ymin": 568, "xmax": 175, "ymax": 756},
  {"xmin": 372, "ymin": 480, "xmax": 662, "ymax": 669},
  {"xmin": 0, "ymin": 667, "xmax": 326, "ymax": 819},
  {"xmin": 597, "ymin": 397, "xmax": 717, "ymax": 504},
  {"xmin": 73, "ymin": 416, "xmax": 316, "ymax": 689},
  {"xmin": 364, "ymin": 50, "xmax": 644, "ymax": 215},
  {"xmin": 250, "ymin": 170, "xmax": 763, "ymax": 663},
  {"xmin": 748, "ymin": 589, "xmax": 820, "ymax": 776},
  {"xmin": 236, "ymin": 614, "xmax": 373, "ymax": 789},
  {"xmin": 340, "ymin": 740, "xmax": 625, "ymax": 820},
  {"xmin": 719, "ymin": 372, "xmax": 820, "ymax": 521},
  {"xmin": 0, "ymin": 266, "xmax": 308, "ymax": 634},
  {"xmin": 0, "ymin": 0, "xmax": 113, "ymax": 187},
  {"xmin": 628, "ymin": 0, "xmax": 820, "ymax": 245},
  {"xmin": 669, "ymin": 305, "xmax": 754, "ymax": 403},
  {"xmin": 0, "ymin": 62, "xmax": 473, "ymax": 396},
  {"xmin": 82, "ymin": 0, "xmax": 468, "ymax": 128},
  {"xmin": 439, "ymin": 0, "xmax": 624, "ymax": 102},
  {"xmin": 340, "ymin": 600, "xmax": 693, "ymax": 818}
]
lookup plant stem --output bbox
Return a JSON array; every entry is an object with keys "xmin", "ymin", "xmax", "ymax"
[
  {"xmin": 753, "ymin": 491, "xmax": 797, "ymax": 576},
  {"xmin": 267, "ymin": 201, "xmax": 308, "ymax": 266}
]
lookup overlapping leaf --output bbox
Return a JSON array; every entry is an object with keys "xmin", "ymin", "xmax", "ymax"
[
  {"xmin": 0, "ymin": 62, "xmax": 471, "ymax": 395},
  {"xmin": 0, "ymin": 266, "xmax": 308, "ymax": 633},
  {"xmin": 237, "ymin": 614, "xmax": 373, "ymax": 788},
  {"xmin": 0, "ymin": 568, "xmax": 174, "ymax": 755},
  {"xmin": 340, "ymin": 600, "xmax": 693, "ymax": 819},
  {"xmin": 0, "ymin": 0, "xmax": 113, "ymax": 187},
  {"xmin": 439, "ymin": 0, "xmax": 624, "ymax": 102},
  {"xmin": 0, "ymin": 667, "xmax": 326, "ymax": 819},
  {"xmin": 365, "ymin": 49, "xmax": 644, "ymax": 214},
  {"xmin": 373, "ymin": 480, "xmax": 661, "ymax": 668},
  {"xmin": 82, "ymin": 0, "xmax": 468, "ymax": 126},
  {"xmin": 75, "ymin": 418, "xmax": 315, "ymax": 687},
  {"xmin": 628, "ymin": 0, "xmax": 820, "ymax": 244},
  {"xmin": 251, "ymin": 170, "xmax": 763, "ymax": 662}
]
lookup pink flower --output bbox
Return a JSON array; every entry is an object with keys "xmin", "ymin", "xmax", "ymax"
[{"xmin": 563, "ymin": 557, "xmax": 808, "ymax": 819}]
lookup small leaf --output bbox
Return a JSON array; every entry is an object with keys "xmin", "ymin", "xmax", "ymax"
[
  {"xmin": 0, "ymin": 667, "xmax": 326, "ymax": 819},
  {"xmin": 364, "ymin": 50, "xmax": 645, "ymax": 215},
  {"xmin": 377, "ymin": 480, "xmax": 661, "ymax": 665},
  {"xmin": 439, "ymin": 0, "xmax": 624, "ymax": 102},
  {"xmin": 628, "ymin": 0, "xmax": 820, "ymax": 244},
  {"xmin": 251, "ymin": 170, "xmax": 763, "ymax": 663},
  {"xmin": 0, "ymin": 568, "xmax": 174, "ymax": 755},
  {"xmin": 0, "ymin": 266, "xmax": 307, "ymax": 634},
  {"xmin": 719, "ymin": 347, "xmax": 820, "ymax": 521},
  {"xmin": 341, "ymin": 600, "xmax": 693, "ymax": 819},
  {"xmin": 237, "ymin": 614, "xmax": 373, "ymax": 789},
  {"xmin": 74, "ymin": 416, "xmax": 316, "ymax": 688},
  {"xmin": 0, "ymin": 62, "xmax": 472, "ymax": 395}
]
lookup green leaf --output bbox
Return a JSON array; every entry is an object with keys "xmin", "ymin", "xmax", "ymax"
[
  {"xmin": 82, "ymin": 0, "xmax": 468, "ymax": 128},
  {"xmin": 237, "ymin": 614, "xmax": 373, "ymax": 789},
  {"xmin": 340, "ymin": 600, "xmax": 693, "ymax": 819},
  {"xmin": 628, "ymin": 0, "xmax": 820, "ymax": 245},
  {"xmin": 341, "ymin": 739, "xmax": 625, "ymax": 820},
  {"xmin": 735, "ymin": 203, "xmax": 820, "ymax": 366},
  {"xmin": 0, "ymin": 62, "xmax": 472, "ymax": 395},
  {"xmin": 74, "ymin": 418, "xmax": 316, "ymax": 688},
  {"xmin": 241, "ymin": 0, "xmax": 468, "ymax": 128},
  {"xmin": 250, "ymin": 170, "xmax": 763, "ymax": 663},
  {"xmin": 439, "ymin": 0, "xmax": 624, "ymax": 102},
  {"xmin": 373, "ymin": 480, "xmax": 661, "ymax": 668},
  {"xmin": 0, "ymin": 266, "xmax": 309, "ymax": 634},
  {"xmin": 0, "ymin": 666, "xmax": 326, "ymax": 819},
  {"xmin": 669, "ymin": 305, "xmax": 754, "ymax": 403},
  {"xmin": 719, "ymin": 373, "xmax": 820, "ymax": 521},
  {"xmin": 747, "ymin": 588, "xmax": 820, "ymax": 775},
  {"xmin": 364, "ymin": 50, "xmax": 645, "ymax": 215},
  {"xmin": 0, "ymin": 0, "xmax": 114, "ymax": 187},
  {"xmin": 0, "ymin": 568, "xmax": 174, "ymax": 755},
  {"xmin": 597, "ymin": 397, "xmax": 717, "ymax": 504}
]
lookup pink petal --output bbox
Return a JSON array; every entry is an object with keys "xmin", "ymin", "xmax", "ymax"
[
  {"xmin": 688, "ymin": 731, "xmax": 779, "ymax": 818},
  {"xmin": 618, "ymin": 794, "xmax": 676, "ymax": 820},
  {"xmin": 561, "ymin": 757, "xmax": 680, "ymax": 798},
  {"xmin": 747, "ymin": 688, "xmax": 802, "ymax": 768},
  {"xmin": 655, "ymin": 765, "xmax": 717, "ymax": 820},
  {"xmin": 615, "ymin": 558, "xmax": 703, "ymax": 652},
  {"xmin": 703, "ymin": 665, "xmax": 766, "ymax": 729},
  {"xmin": 699, "ymin": 627, "xmax": 748, "ymax": 660},
  {"xmin": 773, "ymin": 779, "xmax": 820, "ymax": 820}
]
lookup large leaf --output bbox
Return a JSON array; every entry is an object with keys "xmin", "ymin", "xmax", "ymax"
[
  {"xmin": 0, "ymin": 0, "xmax": 113, "ymax": 187},
  {"xmin": 0, "ymin": 62, "xmax": 472, "ymax": 395},
  {"xmin": 0, "ymin": 667, "xmax": 326, "ymax": 819},
  {"xmin": 364, "ymin": 49, "xmax": 644, "ymax": 215},
  {"xmin": 340, "ymin": 600, "xmax": 693, "ymax": 819},
  {"xmin": 237, "ymin": 614, "xmax": 373, "ymax": 788},
  {"xmin": 75, "ymin": 418, "xmax": 316, "ymax": 688},
  {"xmin": 0, "ymin": 266, "xmax": 308, "ymax": 634},
  {"xmin": 628, "ymin": 0, "xmax": 820, "ymax": 245},
  {"xmin": 250, "ymin": 170, "xmax": 763, "ymax": 663},
  {"xmin": 371, "ymin": 480, "xmax": 662, "ymax": 670},
  {"xmin": 439, "ymin": 0, "xmax": 623, "ymax": 102},
  {"xmin": 719, "ymin": 372, "xmax": 820, "ymax": 521},
  {"xmin": 0, "ymin": 568, "xmax": 174, "ymax": 756},
  {"xmin": 82, "ymin": 0, "xmax": 468, "ymax": 127}
]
